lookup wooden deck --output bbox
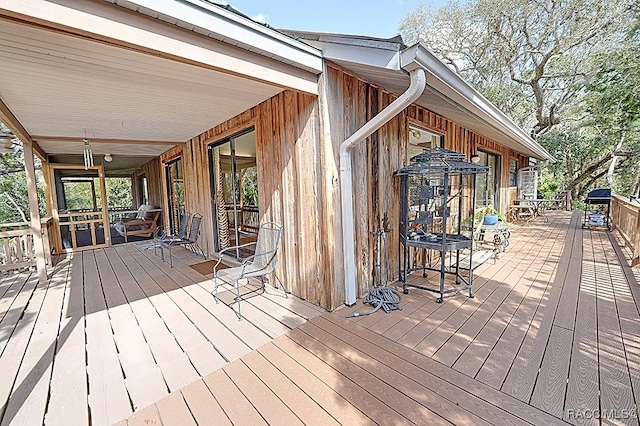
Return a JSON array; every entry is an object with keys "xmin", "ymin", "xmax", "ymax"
[
  {"xmin": 2, "ymin": 211, "xmax": 639, "ymax": 425},
  {"xmin": 0, "ymin": 243, "xmax": 324, "ymax": 426},
  {"xmin": 115, "ymin": 211, "xmax": 639, "ymax": 426}
]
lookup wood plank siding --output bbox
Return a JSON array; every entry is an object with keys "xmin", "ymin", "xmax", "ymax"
[
  {"xmin": 319, "ymin": 64, "xmax": 530, "ymax": 304},
  {"xmin": 133, "ymin": 158, "xmax": 164, "ymax": 209},
  {"xmin": 154, "ymin": 64, "xmax": 531, "ymax": 310},
  {"xmin": 158, "ymin": 91, "xmax": 329, "ymax": 307}
]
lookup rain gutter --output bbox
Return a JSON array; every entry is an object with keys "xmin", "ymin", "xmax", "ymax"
[{"xmin": 339, "ymin": 67, "xmax": 427, "ymax": 306}]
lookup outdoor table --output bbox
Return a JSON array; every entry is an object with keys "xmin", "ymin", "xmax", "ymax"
[{"xmin": 509, "ymin": 204, "xmax": 535, "ymax": 223}]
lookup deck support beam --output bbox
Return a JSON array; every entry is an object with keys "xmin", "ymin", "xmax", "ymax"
[{"xmin": 24, "ymin": 139, "xmax": 48, "ymax": 283}]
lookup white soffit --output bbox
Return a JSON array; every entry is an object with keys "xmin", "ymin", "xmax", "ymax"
[
  {"xmin": 35, "ymin": 141, "xmax": 166, "ymax": 157},
  {"xmin": 110, "ymin": 0, "xmax": 323, "ymax": 73},
  {"xmin": 0, "ymin": 20, "xmax": 282, "ymax": 153},
  {"xmin": 0, "ymin": 0, "xmax": 319, "ymax": 95}
]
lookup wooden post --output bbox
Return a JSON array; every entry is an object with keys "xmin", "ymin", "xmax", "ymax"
[
  {"xmin": 633, "ymin": 207, "xmax": 640, "ymax": 267},
  {"xmin": 24, "ymin": 140, "xmax": 48, "ymax": 283},
  {"xmin": 41, "ymin": 218, "xmax": 52, "ymax": 266}
]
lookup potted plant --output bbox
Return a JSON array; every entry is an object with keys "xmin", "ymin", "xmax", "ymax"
[{"xmin": 458, "ymin": 205, "xmax": 509, "ymax": 243}]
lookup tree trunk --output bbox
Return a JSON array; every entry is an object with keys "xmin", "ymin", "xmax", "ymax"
[
  {"xmin": 607, "ymin": 136, "xmax": 626, "ymax": 186},
  {"xmin": 631, "ymin": 159, "xmax": 640, "ymax": 199},
  {"xmin": 566, "ymin": 152, "xmax": 614, "ymax": 192}
]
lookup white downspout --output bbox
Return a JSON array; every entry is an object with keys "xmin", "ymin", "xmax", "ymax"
[{"xmin": 339, "ymin": 68, "xmax": 427, "ymax": 306}]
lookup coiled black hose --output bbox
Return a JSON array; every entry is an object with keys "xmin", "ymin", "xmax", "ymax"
[{"xmin": 345, "ymin": 287, "xmax": 402, "ymax": 318}]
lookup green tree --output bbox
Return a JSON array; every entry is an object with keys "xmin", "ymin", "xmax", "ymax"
[
  {"xmin": 0, "ymin": 126, "xmax": 46, "ymax": 222},
  {"xmin": 400, "ymin": 0, "xmax": 639, "ymax": 197},
  {"xmin": 105, "ymin": 177, "xmax": 133, "ymax": 208}
]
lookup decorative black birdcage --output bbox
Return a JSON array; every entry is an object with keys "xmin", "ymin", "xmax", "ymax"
[{"xmin": 395, "ymin": 148, "xmax": 488, "ymax": 302}]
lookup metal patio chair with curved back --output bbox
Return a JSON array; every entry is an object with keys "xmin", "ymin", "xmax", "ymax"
[
  {"xmin": 154, "ymin": 211, "xmax": 190, "ymax": 257},
  {"xmin": 160, "ymin": 213, "xmax": 206, "ymax": 267},
  {"xmin": 212, "ymin": 222, "xmax": 286, "ymax": 320}
]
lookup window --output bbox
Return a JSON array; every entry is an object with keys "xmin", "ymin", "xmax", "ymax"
[
  {"xmin": 209, "ymin": 127, "xmax": 258, "ymax": 255},
  {"xmin": 407, "ymin": 125, "xmax": 444, "ymax": 159},
  {"xmin": 165, "ymin": 157, "xmax": 185, "ymax": 233},
  {"xmin": 137, "ymin": 174, "xmax": 148, "ymax": 206},
  {"xmin": 475, "ymin": 151, "xmax": 501, "ymax": 208},
  {"xmin": 509, "ymin": 158, "xmax": 518, "ymax": 187}
]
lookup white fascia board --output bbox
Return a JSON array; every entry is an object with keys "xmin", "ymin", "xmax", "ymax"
[
  {"xmin": 401, "ymin": 44, "xmax": 554, "ymax": 161},
  {"xmin": 118, "ymin": 0, "xmax": 323, "ymax": 73},
  {"xmin": 313, "ymin": 41, "xmax": 400, "ymax": 70}
]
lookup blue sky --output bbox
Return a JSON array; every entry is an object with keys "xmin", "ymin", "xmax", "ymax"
[{"xmin": 225, "ymin": 1, "xmax": 447, "ymax": 39}]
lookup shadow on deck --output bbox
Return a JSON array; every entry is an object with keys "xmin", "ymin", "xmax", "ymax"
[
  {"xmin": 122, "ymin": 211, "xmax": 639, "ymax": 425},
  {"xmin": 2, "ymin": 210, "xmax": 639, "ymax": 425},
  {"xmin": 0, "ymin": 243, "xmax": 324, "ymax": 426}
]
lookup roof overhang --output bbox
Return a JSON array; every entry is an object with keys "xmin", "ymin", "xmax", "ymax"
[
  {"xmin": 297, "ymin": 31, "xmax": 552, "ymax": 161},
  {"xmin": 0, "ymin": 0, "xmax": 322, "ymax": 171},
  {"xmin": 401, "ymin": 44, "xmax": 552, "ymax": 161}
]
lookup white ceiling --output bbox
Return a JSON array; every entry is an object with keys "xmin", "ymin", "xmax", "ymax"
[{"xmin": 0, "ymin": 19, "xmax": 284, "ymax": 155}]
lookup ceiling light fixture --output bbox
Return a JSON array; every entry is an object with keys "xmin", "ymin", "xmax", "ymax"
[
  {"xmin": 470, "ymin": 154, "xmax": 480, "ymax": 164},
  {"xmin": 0, "ymin": 130, "xmax": 14, "ymax": 154},
  {"xmin": 104, "ymin": 153, "xmax": 113, "ymax": 162},
  {"xmin": 410, "ymin": 129, "xmax": 422, "ymax": 139},
  {"xmin": 83, "ymin": 128, "xmax": 93, "ymax": 170}
]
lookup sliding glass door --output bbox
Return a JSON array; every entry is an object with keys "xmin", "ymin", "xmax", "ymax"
[
  {"xmin": 165, "ymin": 157, "xmax": 185, "ymax": 234},
  {"xmin": 476, "ymin": 150, "xmax": 501, "ymax": 208},
  {"xmin": 209, "ymin": 128, "xmax": 258, "ymax": 258}
]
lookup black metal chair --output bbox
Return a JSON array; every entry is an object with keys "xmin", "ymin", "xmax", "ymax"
[
  {"xmin": 154, "ymin": 212, "xmax": 190, "ymax": 256},
  {"xmin": 160, "ymin": 213, "xmax": 205, "ymax": 267}
]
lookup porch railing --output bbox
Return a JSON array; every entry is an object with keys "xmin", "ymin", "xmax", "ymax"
[
  {"xmin": 611, "ymin": 195, "xmax": 640, "ymax": 266},
  {"xmin": 0, "ymin": 217, "xmax": 53, "ymax": 273}
]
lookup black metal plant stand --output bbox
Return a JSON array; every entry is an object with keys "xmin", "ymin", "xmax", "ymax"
[{"xmin": 395, "ymin": 148, "xmax": 488, "ymax": 303}]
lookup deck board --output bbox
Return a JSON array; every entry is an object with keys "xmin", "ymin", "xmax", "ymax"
[
  {"xmin": 257, "ymin": 342, "xmax": 375, "ymax": 426},
  {"xmin": 304, "ymin": 318, "xmax": 493, "ymax": 426},
  {"xmin": 0, "ymin": 261, "xmax": 69, "ymax": 426},
  {"xmin": 224, "ymin": 359, "xmax": 304, "ymax": 426},
  {"xmin": 0, "ymin": 274, "xmax": 37, "ymax": 357},
  {"xmin": 2, "ymin": 211, "xmax": 640, "ymax": 425},
  {"xmin": 0, "ymin": 241, "xmax": 321, "ymax": 425},
  {"xmin": 275, "ymin": 334, "xmax": 416, "ymax": 426},
  {"xmin": 452, "ymin": 214, "xmax": 569, "ymax": 378},
  {"xmin": 83, "ymin": 252, "xmax": 133, "ymax": 426},
  {"xmin": 415, "ymin": 221, "xmax": 552, "ymax": 358},
  {"xmin": 474, "ymin": 216, "xmax": 572, "ymax": 388},
  {"xmin": 563, "ymin": 242, "xmax": 599, "ymax": 424},
  {"xmin": 111, "ymin": 246, "xmax": 230, "ymax": 375},
  {"xmin": 387, "ymin": 220, "xmax": 546, "ymax": 348},
  {"xmin": 202, "ymin": 370, "xmax": 268, "ymax": 426},
  {"xmin": 240, "ymin": 350, "xmax": 340, "ymax": 426},
  {"xmin": 500, "ymin": 213, "xmax": 580, "ymax": 402},
  {"xmin": 45, "ymin": 254, "xmax": 89, "ymax": 426},
  {"xmin": 95, "ymin": 249, "xmax": 169, "ymax": 410},
  {"xmin": 181, "ymin": 379, "xmax": 232, "ymax": 426},
  {"xmin": 155, "ymin": 391, "xmax": 197, "ymax": 426},
  {"xmin": 594, "ymin": 230, "xmax": 637, "ymax": 424},
  {"xmin": 131, "ymin": 244, "xmax": 276, "ymax": 353},
  {"xmin": 324, "ymin": 314, "xmax": 564, "ymax": 426}
]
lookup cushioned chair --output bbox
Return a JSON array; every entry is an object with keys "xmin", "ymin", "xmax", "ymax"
[
  {"xmin": 113, "ymin": 205, "xmax": 160, "ymax": 242},
  {"xmin": 212, "ymin": 222, "xmax": 286, "ymax": 320}
]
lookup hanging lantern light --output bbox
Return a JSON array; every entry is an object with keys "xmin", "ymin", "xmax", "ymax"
[{"xmin": 0, "ymin": 130, "xmax": 14, "ymax": 154}]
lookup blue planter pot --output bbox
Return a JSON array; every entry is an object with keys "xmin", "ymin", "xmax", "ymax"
[{"xmin": 483, "ymin": 214, "xmax": 499, "ymax": 225}]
